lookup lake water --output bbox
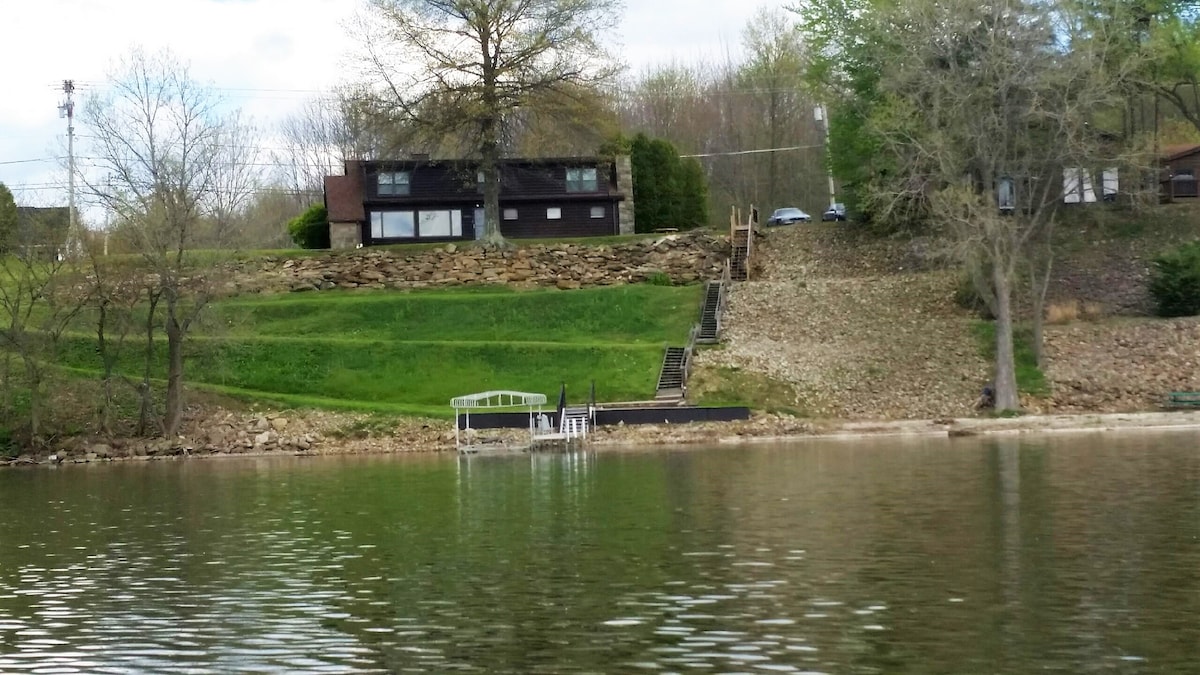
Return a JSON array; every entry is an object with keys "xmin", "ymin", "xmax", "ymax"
[{"xmin": 1, "ymin": 432, "xmax": 1198, "ymax": 673}]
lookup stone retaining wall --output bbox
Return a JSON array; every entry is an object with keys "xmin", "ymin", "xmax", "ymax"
[{"xmin": 227, "ymin": 231, "xmax": 728, "ymax": 295}]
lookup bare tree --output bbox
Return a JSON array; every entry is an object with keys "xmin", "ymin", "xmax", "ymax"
[
  {"xmin": 357, "ymin": 0, "xmax": 622, "ymax": 245},
  {"xmin": 0, "ymin": 195, "xmax": 87, "ymax": 440},
  {"xmin": 848, "ymin": 0, "xmax": 1146, "ymax": 410},
  {"xmin": 81, "ymin": 48, "xmax": 260, "ymax": 436},
  {"xmin": 274, "ymin": 89, "xmax": 400, "ymax": 202}
]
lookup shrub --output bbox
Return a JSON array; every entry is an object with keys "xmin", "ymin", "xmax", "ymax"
[
  {"xmin": 646, "ymin": 271, "xmax": 673, "ymax": 286},
  {"xmin": 287, "ymin": 204, "xmax": 330, "ymax": 249},
  {"xmin": 1045, "ymin": 300, "xmax": 1079, "ymax": 324},
  {"xmin": 1148, "ymin": 240, "xmax": 1200, "ymax": 317}
]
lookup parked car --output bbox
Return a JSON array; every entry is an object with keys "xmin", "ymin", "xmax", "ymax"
[
  {"xmin": 822, "ymin": 203, "xmax": 847, "ymax": 221},
  {"xmin": 766, "ymin": 207, "xmax": 811, "ymax": 226}
]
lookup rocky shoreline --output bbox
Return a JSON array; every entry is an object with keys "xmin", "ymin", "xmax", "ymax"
[{"xmin": 6, "ymin": 405, "xmax": 1199, "ymax": 467}]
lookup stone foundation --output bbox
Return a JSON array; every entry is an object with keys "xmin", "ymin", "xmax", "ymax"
[{"xmin": 329, "ymin": 221, "xmax": 361, "ymax": 250}]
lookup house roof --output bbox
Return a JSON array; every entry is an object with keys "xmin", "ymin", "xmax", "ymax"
[
  {"xmin": 351, "ymin": 156, "xmax": 614, "ymax": 170},
  {"xmin": 1162, "ymin": 144, "xmax": 1200, "ymax": 162}
]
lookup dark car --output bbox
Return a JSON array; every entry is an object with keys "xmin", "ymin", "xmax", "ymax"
[
  {"xmin": 822, "ymin": 203, "xmax": 847, "ymax": 221},
  {"xmin": 766, "ymin": 207, "xmax": 811, "ymax": 226}
]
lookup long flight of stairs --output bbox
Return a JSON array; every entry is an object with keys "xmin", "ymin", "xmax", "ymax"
[
  {"xmin": 730, "ymin": 227, "xmax": 750, "ymax": 281},
  {"xmin": 697, "ymin": 280, "xmax": 722, "ymax": 344},
  {"xmin": 655, "ymin": 346, "xmax": 687, "ymax": 400}
]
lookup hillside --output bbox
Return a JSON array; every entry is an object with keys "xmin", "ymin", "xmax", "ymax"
[{"xmin": 694, "ymin": 207, "xmax": 1200, "ymax": 419}]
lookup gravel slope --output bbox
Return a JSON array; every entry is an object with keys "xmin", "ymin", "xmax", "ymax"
[
  {"xmin": 697, "ymin": 222, "xmax": 1200, "ymax": 419},
  {"xmin": 697, "ymin": 225, "xmax": 988, "ymax": 419}
]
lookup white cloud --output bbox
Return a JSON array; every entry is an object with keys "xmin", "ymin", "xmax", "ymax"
[{"xmin": 0, "ymin": 0, "xmax": 776, "ymax": 205}]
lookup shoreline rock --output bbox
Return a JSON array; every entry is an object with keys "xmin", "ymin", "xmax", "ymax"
[{"xmin": 6, "ymin": 408, "xmax": 1198, "ymax": 468}]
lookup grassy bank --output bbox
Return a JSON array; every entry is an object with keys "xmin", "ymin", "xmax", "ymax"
[{"xmin": 52, "ymin": 284, "xmax": 703, "ymax": 418}]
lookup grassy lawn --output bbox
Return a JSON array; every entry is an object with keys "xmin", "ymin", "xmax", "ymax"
[
  {"xmin": 53, "ymin": 284, "xmax": 703, "ymax": 416},
  {"xmin": 212, "ymin": 285, "xmax": 699, "ymax": 344},
  {"xmin": 972, "ymin": 321, "xmax": 1050, "ymax": 397}
]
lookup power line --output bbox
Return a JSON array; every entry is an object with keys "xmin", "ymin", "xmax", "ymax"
[{"xmin": 681, "ymin": 144, "xmax": 824, "ymax": 158}]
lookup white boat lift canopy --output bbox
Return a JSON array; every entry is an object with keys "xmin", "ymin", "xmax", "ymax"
[
  {"xmin": 451, "ymin": 391, "xmax": 548, "ymax": 453},
  {"xmin": 451, "ymin": 390, "xmax": 548, "ymax": 410}
]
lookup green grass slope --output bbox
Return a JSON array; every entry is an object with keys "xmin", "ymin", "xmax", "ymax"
[{"xmin": 56, "ymin": 284, "xmax": 702, "ymax": 417}]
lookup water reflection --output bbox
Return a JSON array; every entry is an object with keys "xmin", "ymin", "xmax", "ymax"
[{"xmin": 1, "ymin": 432, "xmax": 1198, "ymax": 672}]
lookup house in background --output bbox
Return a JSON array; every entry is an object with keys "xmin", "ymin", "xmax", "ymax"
[
  {"xmin": 324, "ymin": 156, "xmax": 636, "ymax": 248},
  {"xmin": 1161, "ymin": 144, "xmax": 1200, "ymax": 201},
  {"xmin": 12, "ymin": 206, "xmax": 69, "ymax": 259}
]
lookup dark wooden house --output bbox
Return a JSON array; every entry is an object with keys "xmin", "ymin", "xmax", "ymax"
[
  {"xmin": 12, "ymin": 206, "xmax": 69, "ymax": 259},
  {"xmin": 324, "ymin": 156, "xmax": 635, "ymax": 248},
  {"xmin": 1162, "ymin": 144, "xmax": 1200, "ymax": 201}
]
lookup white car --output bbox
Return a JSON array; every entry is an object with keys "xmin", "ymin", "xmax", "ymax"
[{"xmin": 766, "ymin": 207, "xmax": 811, "ymax": 226}]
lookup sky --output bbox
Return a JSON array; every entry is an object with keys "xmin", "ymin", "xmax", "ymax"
[{"xmin": 0, "ymin": 0, "xmax": 780, "ymax": 208}]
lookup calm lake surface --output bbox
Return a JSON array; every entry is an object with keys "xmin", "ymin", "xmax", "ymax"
[{"xmin": 1, "ymin": 432, "xmax": 1199, "ymax": 673}]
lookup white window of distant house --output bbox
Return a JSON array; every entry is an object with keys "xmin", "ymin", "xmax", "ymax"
[
  {"xmin": 503, "ymin": 208, "xmax": 518, "ymax": 221},
  {"xmin": 419, "ymin": 210, "xmax": 463, "ymax": 237},
  {"xmin": 371, "ymin": 211, "xmax": 415, "ymax": 238},
  {"xmin": 590, "ymin": 206, "xmax": 605, "ymax": 219},
  {"xmin": 547, "ymin": 207, "xmax": 562, "ymax": 220},
  {"xmin": 378, "ymin": 171, "xmax": 410, "ymax": 196},
  {"xmin": 566, "ymin": 167, "xmax": 598, "ymax": 192}
]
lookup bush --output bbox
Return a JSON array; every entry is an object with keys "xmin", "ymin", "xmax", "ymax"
[
  {"xmin": 1149, "ymin": 240, "xmax": 1200, "ymax": 317},
  {"xmin": 646, "ymin": 271, "xmax": 673, "ymax": 286},
  {"xmin": 287, "ymin": 204, "xmax": 330, "ymax": 249}
]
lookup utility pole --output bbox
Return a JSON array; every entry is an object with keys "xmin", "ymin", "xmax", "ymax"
[
  {"xmin": 815, "ymin": 105, "xmax": 837, "ymax": 209},
  {"xmin": 58, "ymin": 80, "xmax": 78, "ymax": 257}
]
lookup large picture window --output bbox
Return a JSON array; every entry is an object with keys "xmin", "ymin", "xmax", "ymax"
[
  {"xmin": 566, "ymin": 167, "xmax": 598, "ymax": 192},
  {"xmin": 419, "ymin": 210, "xmax": 463, "ymax": 237},
  {"xmin": 378, "ymin": 171, "xmax": 410, "ymax": 196},
  {"xmin": 371, "ymin": 211, "xmax": 415, "ymax": 238}
]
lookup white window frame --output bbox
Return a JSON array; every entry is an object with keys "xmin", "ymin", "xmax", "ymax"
[
  {"xmin": 590, "ymin": 206, "xmax": 605, "ymax": 219},
  {"xmin": 378, "ymin": 171, "xmax": 411, "ymax": 196},
  {"xmin": 417, "ymin": 210, "xmax": 463, "ymax": 238},
  {"xmin": 546, "ymin": 207, "xmax": 562, "ymax": 220},
  {"xmin": 566, "ymin": 167, "xmax": 599, "ymax": 192},
  {"xmin": 503, "ymin": 208, "xmax": 518, "ymax": 221},
  {"xmin": 371, "ymin": 211, "xmax": 416, "ymax": 238}
]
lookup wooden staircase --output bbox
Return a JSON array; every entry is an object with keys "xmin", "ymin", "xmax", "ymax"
[
  {"xmin": 730, "ymin": 227, "xmax": 750, "ymax": 281},
  {"xmin": 655, "ymin": 346, "xmax": 687, "ymax": 400},
  {"xmin": 697, "ymin": 280, "xmax": 723, "ymax": 343}
]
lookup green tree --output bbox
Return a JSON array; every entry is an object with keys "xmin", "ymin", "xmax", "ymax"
[
  {"xmin": 288, "ymin": 204, "xmax": 331, "ymax": 249},
  {"xmin": 628, "ymin": 133, "xmax": 708, "ymax": 231},
  {"xmin": 0, "ymin": 184, "xmax": 15, "ymax": 251},
  {"xmin": 677, "ymin": 159, "xmax": 709, "ymax": 228}
]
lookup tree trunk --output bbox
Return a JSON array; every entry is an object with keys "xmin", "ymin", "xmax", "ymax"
[
  {"xmin": 164, "ymin": 296, "xmax": 185, "ymax": 437},
  {"xmin": 1029, "ymin": 255, "xmax": 1052, "ymax": 369},
  {"xmin": 24, "ymin": 359, "xmax": 40, "ymax": 439},
  {"xmin": 992, "ymin": 264, "xmax": 1020, "ymax": 411},
  {"xmin": 138, "ymin": 291, "xmax": 161, "ymax": 436}
]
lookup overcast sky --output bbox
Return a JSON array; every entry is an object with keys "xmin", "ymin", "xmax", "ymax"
[{"xmin": 0, "ymin": 0, "xmax": 782, "ymax": 207}]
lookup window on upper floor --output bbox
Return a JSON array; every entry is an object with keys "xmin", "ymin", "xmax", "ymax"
[
  {"xmin": 378, "ymin": 171, "xmax": 411, "ymax": 196},
  {"xmin": 566, "ymin": 167, "xmax": 598, "ymax": 192}
]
